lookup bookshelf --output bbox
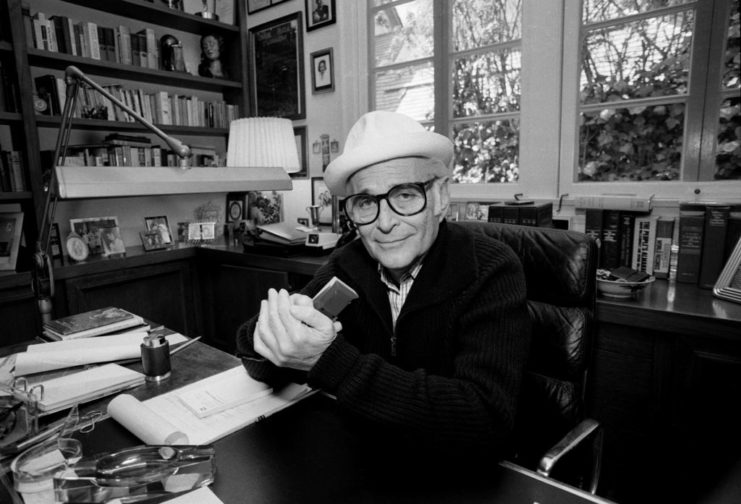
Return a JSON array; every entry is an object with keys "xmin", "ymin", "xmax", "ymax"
[{"xmin": 0, "ymin": 0, "xmax": 248, "ymax": 281}]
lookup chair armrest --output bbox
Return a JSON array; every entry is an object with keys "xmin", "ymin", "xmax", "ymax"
[{"xmin": 537, "ymin": 418, "xmax": 604, "ymax": 494}]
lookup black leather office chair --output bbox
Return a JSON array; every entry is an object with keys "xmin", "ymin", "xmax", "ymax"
[{"xmin": 460, "ymin": 221, "xmax": 603, "ymax": 494}]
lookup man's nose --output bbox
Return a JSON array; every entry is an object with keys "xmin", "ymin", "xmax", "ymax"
[{"xmin": 375, "ymin": 199, "xmax": 398, "ymax": 231}]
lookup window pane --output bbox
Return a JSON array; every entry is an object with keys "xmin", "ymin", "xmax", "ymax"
[
  {"xmin": 581, "ymin": 11, "xmax": 693, "ymax": 105},
  {"xmin": 578, "ymin": 104, "xmax": 684, "ymax": 181},
  {"xmin": 453, "ymin": 48, "xmax": 521, "ymax": 117},
  {"xmin": 452, "ymin": 120, "xmax": 520, "ymax": 183},
  {"xmin": 583, "ymin": 0, "xmax": 692, "ymax": 25},
  {"xmin": 715, "ymin": 96, "xmax": 741, "ymax": 179},
  {"xmin": 373, "ymin": 0, "xmax": 433, "ymax": 66},
  {"xmin": 722, "ymin": 0, "xmax": 740, "ymax": 89},
  {"xmin": 452, "ymin": 0, "xmax": 521, "ymax": 51},
  {"xmin": 374, "ymin": 62, "xmax": 435, "ymax": 121}
]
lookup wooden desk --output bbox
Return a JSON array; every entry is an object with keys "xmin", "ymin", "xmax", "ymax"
[
  {"xmin": 71, "ymin": 393, "xmax": 614, "ymax": 504},
  {"xmin": 1, "ymin": 339, "xmax": 615, "ymax": 504}
]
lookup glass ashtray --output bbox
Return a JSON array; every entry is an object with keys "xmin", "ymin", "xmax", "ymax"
[
  {"xmin": 11, "ymin": 437, "xmax": 83, "ymax": 499},
  {"xmin": 54, "ymin": 444, "xmax": 215, "ymax": 503}
]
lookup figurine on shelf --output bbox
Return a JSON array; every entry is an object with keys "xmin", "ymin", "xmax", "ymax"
[
  {"xmin": 160, "ymin": 35, "xmax": 186, "ymax": 72},
  {"xmin": 198, "ymin": 34, "xmax": 226, "ymax": 79}
]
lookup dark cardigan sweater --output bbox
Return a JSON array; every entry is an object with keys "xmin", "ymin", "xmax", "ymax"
[{"xmin": 236, "ymin": 220, "xmax": 531, "ymax": 459}]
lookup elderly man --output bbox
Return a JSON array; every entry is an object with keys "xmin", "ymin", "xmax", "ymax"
[{"xmin": 236, "ymin": 111, "xmax": 530, "ymax": 465}]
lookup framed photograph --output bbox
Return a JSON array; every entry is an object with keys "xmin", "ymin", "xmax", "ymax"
[
  {"xmin": 100, "ymin": 226, "xmax": 127, "ymax": 256},
  {"xmin": 292, "ymin": 126, "xmax": 308, "ymax": 179},
  {"xmin": 248, "ymin": 191, "xmax": 283, "ymax": 225},
  {"xmin": 247, "ymin": 0, "xmax": 288, "ymax": 15},
  {"xmin": 249, "ymin": 13, "xmax": 305, "ymax": 120},
  {"xmin": 226, "ymin": 192, "xmax": 247, "ymax": 223},
  {"xmin": 0, "ymin": 212, "xmax": 24, "ymax": 271},
  {"xmin": 140, "ymin": 231, "xmax": 169, "ymax": 251},
  {"xmin": 177, "ymin": 222, "xmax": 189, "ymax": 243},
  {"xmin": 306, "ymin": 0, "xmax": 336, "ymax": 31},
  {"xmin": 144, "ymin": 216, "xmax": 173, "ymax": 245},
  {"xmin": 311, "ymin": 177, "xmax": 333, "ymax": 225},
  {"xmin": 714, "ymin": 238, "xmax": 741, "ymax": 304},
  {"xmin": 70, "ymin": 216, "xmax": 119, "ymax": 256},
  {"xmin": 310, "ymin": 48, "xmax": 334, "ymax": 94}
]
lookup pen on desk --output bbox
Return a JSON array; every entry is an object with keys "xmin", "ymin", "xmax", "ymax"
[{"xmin": 170, "ymin": 336, "xmax": 202, "ymax": 356}]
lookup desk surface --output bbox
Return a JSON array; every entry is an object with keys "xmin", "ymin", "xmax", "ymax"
[{"xmin": 72, "ymin": 392, "xmax": 615, "ymax": 504}]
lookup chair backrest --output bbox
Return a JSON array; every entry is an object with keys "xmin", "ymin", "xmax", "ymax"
[{"xmin": 458, "ymin": 221, "xmax": 598, "ymax": 464}]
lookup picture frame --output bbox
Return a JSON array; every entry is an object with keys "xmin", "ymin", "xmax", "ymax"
[
  {"xmin": 310, "ymin": 48, "xmax": 335, "ymax": 94},
  {"xmin": 249, "ymin": 13, "xmax": 306, "ymax": 120},
  {"xmin": 226, "ymin": 192, "xmax": 247, "ymax": 223},
  {"xmin": 713, "ymin": 237, "xmax": 741, "ymax": 304},
  {"xmin": 0, "ymin": 212, "xmax": 24, "ymax": 271},
  {"xmin": 311, "ymin": 177, "xmax": 333, "ymax": 225},
  {"xmin": 305, "ymin": 0, "xmax": 336, "ymax": 32},
  {"xmin": 69, "ymin": 216, "xmax": 119, "ymax": 256},
  {"xmin": 140, "ymin": 230, "xmax": 169, "ymax": 251},
  {"xmin": 144, "ymin": 216, "xmax": 173, "ymax": 245},
  {"xmin": 100, "ymin": 226, "xmax": 127, "ymax": 256},
  {"xmin": 247, "ymin": 0, "xmax": 288, "ymax": 15},
  {"xmin": 292, "ymin": 126, "xmax": 308, "ymax": 178}
]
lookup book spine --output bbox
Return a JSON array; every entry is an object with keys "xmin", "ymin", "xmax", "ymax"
[
  {"xmin": 575, "ymin": 195, "xmax": 653, "ymax": 212},
  {"xmin": 723, "ymin": 204, "xmax": 741, "ymax": 265},
  {"xmin": 698, "ymin": 205, "xmax": 730, "ymax": 289},
  {"xmin": 676, "ymin": 203, "xmax": 706, "ymax": 284},
  {"xmin": 9, "ymin": 151, "xmax": 25, "ymax": 191},
  {"xmin": 117, "ymin": 26, "xmax": 132, "ymax": 65},
  {"xmin": 631, "ymin": 216, "xmax": 656, "ymax": 274},
  {"xmin": 619, "ymin": 212, "xmax": 636, "ymax": 268},
  {"xmin": 601, "ymin": 210, "xmax": 621, "ymax": 269},
  {"xmin": 584, "ymin": 209, "xmax": 604, "ymax": 266},
  {"xmin": 652, "ymin": 218, "xmax": 675, "ymax": 279}
]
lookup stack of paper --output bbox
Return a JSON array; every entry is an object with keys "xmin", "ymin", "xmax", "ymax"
[
  {"xmin": 42, "ymin": 307, "xmax": 146, "ymax": 341},
  {"xmin": 34, "ymin": 363, "xmax": 145, "ymax": 414},
  {"xmin": 257, "ymin": 222, "xmax": 307, "ymax": 246}
]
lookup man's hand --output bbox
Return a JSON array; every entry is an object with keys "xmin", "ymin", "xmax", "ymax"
[{"xmin": 253, "ymin": 288, "xmax": 340, "ymax": 371}]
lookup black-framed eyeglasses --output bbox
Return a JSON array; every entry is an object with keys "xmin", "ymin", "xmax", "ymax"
[{"xmin": 342, "ymin": 179, "xmax": 437, "ymax": 226}]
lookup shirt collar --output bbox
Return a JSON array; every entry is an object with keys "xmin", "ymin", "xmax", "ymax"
[{"xmin": 378, "ymin": 256, "xmax": 425, "ymax": 291}]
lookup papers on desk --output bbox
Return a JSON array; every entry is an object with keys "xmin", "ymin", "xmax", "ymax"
[
  {"xmin": 159, "ymin": 486, "xmax": 224, "ymax": 504},
  {"xmin": 34, "ymin": 363, "xmax": 145, "ymax": 414},
  {"xmin": 109, "ymin": 366, "xmax": 314, "ymax": 445},
  {"xmin": 11, "ymin": 331, "xmax": 188, "ymax": 376}
]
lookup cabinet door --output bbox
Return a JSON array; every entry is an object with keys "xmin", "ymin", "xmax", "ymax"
[
  {"xmin": 202, "ymin": 264, "xmax": 295, "ymax": 353},
  {"xmin": 0, "ymin": 283, "xmax": 39, "ymax": 344},
  {"xmin": 63, "ymin": 261, "xmax": 199, "ymax": 336}
]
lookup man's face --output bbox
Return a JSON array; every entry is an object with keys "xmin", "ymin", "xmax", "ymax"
[{"xmin": 346, "ymin": 158, "xmax": 449, "ymax": 279}]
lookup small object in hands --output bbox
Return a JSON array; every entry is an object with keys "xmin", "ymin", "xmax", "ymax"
[
  {"xmin": 313, "ymin": 276, "xmax": 359, "ymax": 319},
  {"xmin": 141, "ymin": 333, "xmax": 171, "ymax": 383}
]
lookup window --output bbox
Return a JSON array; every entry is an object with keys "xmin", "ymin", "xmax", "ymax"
[{"xmin": 368, "ymin": 1, "xmax": 740, "ymax": 201}]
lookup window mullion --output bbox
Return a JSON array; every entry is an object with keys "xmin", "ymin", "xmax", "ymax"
[{"xmin": 435, "ymin": 0, "xmax": 449, "ymax": 134}]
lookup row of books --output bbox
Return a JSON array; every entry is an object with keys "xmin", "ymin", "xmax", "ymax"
[
  {"xmin": 0, "ymin": 60, "xmax": 21, "ymax": 113},
  {"xmin": 42, "ymin": 306, "xmax": 147, "ymax": 341},
  {"xmin": 585, "ymin": 203, "xmax": 741, "ymax": 288},
  {"xmin": 26, "ymin": 10, "xmax": 162, "ymax": 71},
  {"xmin": 675, "ymin": 202, "xmax": 741, "ymax": 288},
  {"xmin": 585, "ymin": 209, "xmax": 676, "ymax": 280},
  {"xmin": 449, "ymin": 201, "xmax": 554, "ymax": 228},
  {"xmin": 34, "ymin": 74, "xmax": 239, "ymax": 128},
  {"xmin": 0, "ymin": 149, "xmax": 27, "ymax": 193}
]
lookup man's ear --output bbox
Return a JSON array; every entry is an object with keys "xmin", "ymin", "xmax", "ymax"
[{"xmin": 433, "ymin": 177, "xmax": 451, "ymax": 222}]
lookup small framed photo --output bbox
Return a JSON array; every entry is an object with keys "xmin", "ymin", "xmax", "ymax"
[
  {"xmin": 101, "ymin": 226, "xmax": 126, "ymax": 256},
  {"xmin": 311, "ymin": 177, "xmax": 333, "ymax": 225},
  {"xmin": 177, "ymin": 222, "xmax": 189, "ymax": 243},
  {"xmin": 49, "ymin": 222, "xmax": 64, "ymax": 264},
  {"xmin": 0, "ymin": 212, "xmax": 24, "ymax": 271},
  {"xmin": 247, "ymin": 0, "xmax": 288, "ymax": 15},
  {"xmin": 292, "ymin": 126, "xmax": 308, "ymax": 178},
  {"xmin": 70, "ymin": 216, "xmax": 119, "ymax": 256},
  {"xmin": 140, "ymin": 230, "xmax": 169, "ymax": 251},
  {"xmin": 310, "ymin": 48, "xmax": 334, "ymax": 94},
  {"xmin": 144, "ymin": 216, "xmax": 173, "ymax": 245},
  {"xmin": 306, "ymin": 0, "xmax": 336, "ymax": 32}
]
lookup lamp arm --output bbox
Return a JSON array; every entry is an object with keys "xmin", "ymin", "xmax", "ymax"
[{"xmin": 64, "ymin": 66, "xmax": 192, "ymax": 165}]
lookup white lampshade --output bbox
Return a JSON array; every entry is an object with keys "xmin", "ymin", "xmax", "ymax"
[{"xmin": 227, "ymin": 117, "xmax": 300, "ymax": 173}]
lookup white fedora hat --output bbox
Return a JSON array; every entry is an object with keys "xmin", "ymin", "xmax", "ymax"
[{"xmin": 325, "ymin": 111, "xmax": 454, "ymax": 196}]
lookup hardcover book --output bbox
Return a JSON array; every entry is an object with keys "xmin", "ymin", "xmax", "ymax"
[
  {"xmin": 698, "ymin": 204, "xmax": 730, "ymax": 289},
  {"xmin": 43, "ymin": 306, "xmax": 145, "ymax": 341},
  {"xmin": 652, "ymin": 217, "xmax": 675, "ymax": 279},
  {"xmin": 676, "ymin": 203, "xmax": 706, "ymax": 284}
]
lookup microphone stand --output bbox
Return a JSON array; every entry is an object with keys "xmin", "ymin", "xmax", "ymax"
[{"xmin": 32, "ymin": 65, "xmax": 193, "ymax": 325}]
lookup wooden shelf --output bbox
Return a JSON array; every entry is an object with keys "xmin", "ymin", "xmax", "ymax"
[
  {"xmin": 0, "ymin": 191, "xmax": 32, "ymax": 200},
  {"xmin": 34, "ymin": 115, "xmax": 229, "ymax": 136},
  {"xmin": 28, "ymin": 49, "xmax": 242, "ymax": 92},
  {"xmin": 0, "ymin": 111, "xmax": 22, "ymax": 123}
]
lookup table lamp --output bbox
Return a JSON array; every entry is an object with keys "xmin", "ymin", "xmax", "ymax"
[{"xmin": 32, "ymin": 65, "xmax": 295, "ymax": 325}]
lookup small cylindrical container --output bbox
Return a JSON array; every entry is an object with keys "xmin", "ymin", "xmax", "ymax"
[{"xmin": 141, "ymin": 335, "xmax": 171, "ymax": 382}]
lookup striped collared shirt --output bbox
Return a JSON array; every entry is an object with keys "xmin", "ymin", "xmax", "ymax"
[{"xmin": 378, "ymin": 260, "xmax": 425, "ymax": 328}]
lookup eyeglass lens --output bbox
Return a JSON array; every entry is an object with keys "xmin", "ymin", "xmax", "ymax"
[{"xmin": 344, "ymin": 182, "xmax": 430, "ymax": 225}]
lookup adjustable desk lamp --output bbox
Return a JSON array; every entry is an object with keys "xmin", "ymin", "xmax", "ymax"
[{"xmin": 32, "ymin": 65, "xmax": 295, "ymax": 324}]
